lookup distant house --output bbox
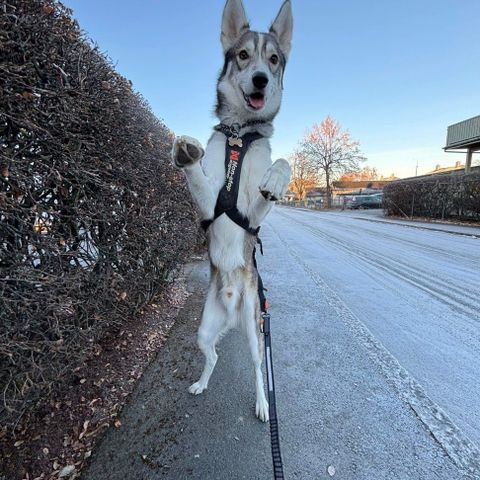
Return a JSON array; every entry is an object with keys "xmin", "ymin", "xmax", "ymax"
[
  {"xmin": 284, "ymin": 190, "xmax": 296, "ymax": 202},
  {"xmin": 425, "ymin": 161, "xmax": 465, "ymax": 176},
  {"xmin": 305, "ymin": 188, "xmax": 327, "ymax": 202},
  {"xmin": 332, "ymin": 176, "xmax": 398, "ymax": 196},
  {"xmin": 400, "ymin": 161, "xmax": 479, "ymax": 182},
  {"xmin": 288, "ymin": 177, "xmax": 398, "ymax": 208}
]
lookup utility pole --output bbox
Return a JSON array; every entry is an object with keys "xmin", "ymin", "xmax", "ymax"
[{"xmin": 415, "ymin": 160, "xmax": 418, "ymax": 177}]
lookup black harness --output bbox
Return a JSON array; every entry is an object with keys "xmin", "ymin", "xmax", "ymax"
[
  {"xmin": 201, "ymin": 124, "xmax": 284, "ymax": 479},
  {"xmin": 200, "ymin": 129, "xmax": 263, "ymax": 238}
]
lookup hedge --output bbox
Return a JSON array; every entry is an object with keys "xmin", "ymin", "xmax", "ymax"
[
  {"xmin": 383, "ymin": 172, "xmax": 480, "ymax": 221},
  {"xmin": 0, "ymin": 0, "xmax": 198, "ymax": 430}
]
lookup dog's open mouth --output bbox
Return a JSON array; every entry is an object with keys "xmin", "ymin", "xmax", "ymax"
[{"xmin": 245, "ymin": 92, "xmax": 265, "ymax": 110}]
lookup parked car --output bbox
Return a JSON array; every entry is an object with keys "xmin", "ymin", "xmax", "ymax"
[{"xmin": 350, "ymin": 193, "xmax": 383, "ymax": 209}]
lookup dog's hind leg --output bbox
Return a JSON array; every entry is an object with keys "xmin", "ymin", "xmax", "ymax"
[
  {"xmin": 189, "ymin": 287, "xmax": 227, "ymax": 395},
  {"xmin": 244, "ymin": 291, "xmax": 269, "ymax": 422}
]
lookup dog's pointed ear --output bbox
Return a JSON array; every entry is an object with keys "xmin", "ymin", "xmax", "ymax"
[
  {"xmin": 269, "ymin": 0, "xmax": 293, "ymax": 59},
  {"xmin": 221, "ymin": 0, "xmax": 250, "ymax": 53}
]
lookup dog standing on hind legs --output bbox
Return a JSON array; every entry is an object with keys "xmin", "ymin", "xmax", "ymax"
[{"xmin": 171, "ymin": 0, "xmax": 293, "ymax": 422}]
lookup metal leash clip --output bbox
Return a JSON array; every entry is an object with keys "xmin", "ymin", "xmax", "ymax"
[
  {"xmin": 260, "ymin": 311, "xmax": 270, "ymax": 334},
  {"xmin": 229, "ymin": 123, "xmax": 241, "ymax": 138}
]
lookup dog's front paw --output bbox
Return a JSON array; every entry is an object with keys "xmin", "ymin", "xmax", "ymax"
[
  {"xmin": 259, "ymin": 158, "xmax": 291, "ymax": 201},
  {"xmin": 256, "ymin": 397, "xmax": 269, "ymax": 422},
  {"xmin": 172, "ymin": 135, "xmax": 204, "ymax": 168}
]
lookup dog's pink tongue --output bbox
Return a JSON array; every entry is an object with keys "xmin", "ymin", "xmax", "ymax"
[{"xmin": 249, "ymin": 95, "xmax": 265, "ymax": 109}]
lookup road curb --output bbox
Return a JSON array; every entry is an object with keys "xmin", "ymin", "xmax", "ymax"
[{"xmin": 354, "ymin": 216, "xmax": 480, "ymax": 238}]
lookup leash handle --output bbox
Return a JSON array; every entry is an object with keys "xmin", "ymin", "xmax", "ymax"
[{"xmin": 263, "ymin": 312, "xmax": 285, "ymax": 479}]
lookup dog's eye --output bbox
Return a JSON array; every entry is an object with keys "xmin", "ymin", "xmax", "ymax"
[
  {"xmin": 238, "ymin": 50, "xmax": 249, "ymax": 61},
  {"xmin": 270, "ymin": 54, "xmax": 279, "ymax": 65}
]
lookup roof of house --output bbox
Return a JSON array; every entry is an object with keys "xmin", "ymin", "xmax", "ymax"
[
  {"xmin": 332, "ymin": 180, "xmax": 394, "ymax": 189},
  {"xmin": 445, "ymin": 114, "xmax": 480, "ymax": 151},
  {"xmin": 305, "ymin": 188, "xmax": 327, "ymax": 197}
]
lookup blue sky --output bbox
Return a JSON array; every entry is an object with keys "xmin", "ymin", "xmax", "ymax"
[{"xmin": 64, "ymin": 0, "xmax": 480, "ymax": 178}]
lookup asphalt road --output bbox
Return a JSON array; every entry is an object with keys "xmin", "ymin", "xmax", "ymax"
[{"xmin": 82, "ymin": 207, "xmax": 480, "ymax": 480}]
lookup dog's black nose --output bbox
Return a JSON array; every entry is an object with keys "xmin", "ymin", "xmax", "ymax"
[{"xmin": 252, "ymin": 72, "xmax": 269, "ymax": 90}]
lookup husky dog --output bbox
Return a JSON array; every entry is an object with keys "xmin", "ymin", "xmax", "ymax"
[{"xmin": 171, "ymin": 0, "xmax": 292, "ymax": 422}]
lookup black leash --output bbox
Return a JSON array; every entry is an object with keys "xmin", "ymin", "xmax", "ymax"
[
  {"xmin": 262, "ymin": 310, "xmax": 284, "ymax": 479},
  {"xmin": 255, "ymin": 249, "xmax": 285, "ymax": 480}
]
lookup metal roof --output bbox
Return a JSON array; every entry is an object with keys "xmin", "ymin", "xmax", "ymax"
[{"xmin": 445, "ymin": 115, "xmax": 480, "ymax": 150}]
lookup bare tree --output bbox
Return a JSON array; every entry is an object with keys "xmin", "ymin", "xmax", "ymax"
[
  {"xmin": 301, "ymin": 116, "xmax": 365, "ymax": 207},
  {"xmin": 288, "ymin": 150, "xmax": 317, "ymax": 200}
]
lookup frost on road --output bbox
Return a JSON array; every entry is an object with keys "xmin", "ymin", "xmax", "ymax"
[
  {"xmin": 84, "ymin": 207, "xmax": 480, "ymax": 480},
  {"xmin": 264, "ymin": 207, "xmax": 480, "ymax": 478}
]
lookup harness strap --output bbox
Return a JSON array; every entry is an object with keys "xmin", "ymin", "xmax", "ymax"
[
  {"xmin": 201, "ymin": 212, "xmax": 259, "ymax": 237},
  {"xmin": 213, "ymin": 119, "xmax": 269, "ymax": 139},
  {"xmin": 253, "ymin": 245, "xmax": 267, "ymax": 312}
]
